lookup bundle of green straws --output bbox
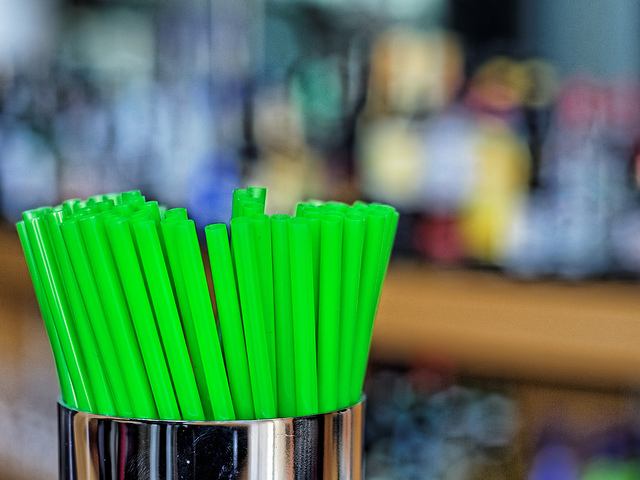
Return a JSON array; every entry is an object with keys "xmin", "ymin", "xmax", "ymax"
[{"xmin": 17, "ymin": 187, "xmax": 398, "ymax": 421}]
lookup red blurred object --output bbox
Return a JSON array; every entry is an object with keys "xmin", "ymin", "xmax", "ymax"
[{"xmin": 414, "ymin": 214, "xmax": 466, "ymax": 263}]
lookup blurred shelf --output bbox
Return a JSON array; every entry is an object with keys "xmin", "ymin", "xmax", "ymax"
[
  {"xmin": 3, "ymin": 225, "xmax": 640, "ymax": 390},
  {"xmin": 374, "ymin": 261, "xmax": 640, "ymax": 389},
  {"xmin": 0, "ymin": 226, "xmax": 35, "ymax": 305}
]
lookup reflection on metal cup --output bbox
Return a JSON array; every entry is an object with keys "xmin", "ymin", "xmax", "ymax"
[{"xmin": 58, "ymin": 398, "xmax": 364, "ymax": 479}]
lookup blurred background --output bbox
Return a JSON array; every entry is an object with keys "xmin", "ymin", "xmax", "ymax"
[{"xmin": 3, "ymin": 0, "xmax": 640, "ymax": 478}]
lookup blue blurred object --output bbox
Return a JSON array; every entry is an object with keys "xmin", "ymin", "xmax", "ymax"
[
  {"xmin": 0, "ymin": 123, "xmax": 58, "ymax": 222},
  {"xmin": 528, "ymin": 444, "xmax": 580, "ymax": 480},
  {"xmin": 186, "ymin": 150, "xmax": 241, "ymax": 230},
  {"xmin": 364, "ymin": 365, "xmax": 522, "ymax": 479}
]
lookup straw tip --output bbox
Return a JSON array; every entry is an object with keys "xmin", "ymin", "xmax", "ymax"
[{"xmin": 205, "ymin": 223, "xmax": 227, "ymax": 233}]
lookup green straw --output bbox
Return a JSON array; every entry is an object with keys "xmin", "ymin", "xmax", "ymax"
[
  {"xmin": 19, "ymin": 188, "xmax": 397, "ymax": 422},
  {"xmin": 102, "ymin": 192, "xmax": 122, "ymax": 204},
  {"xmin": 231, "ymin": 217, "xmax": 276, "ymax": 419},
  {"xmin": 288, "ymin": 217, "xmax": 318, "ymax": 416},
  {"xmin": 131, "ymin": 219, "xmax": 205, "ymax": 420},
  {"xmin": 250, "ymin": 214, "xmax": 276, "ymax": 396},
  {"xmin": 324, "ymin": 201, "xmax": 350, "ymax": 214},
  {"xmin": 22, "ymin": 210, "xmax": 93, "ymax": 412},
  {"xmin": 205, "ymin": 223, "xmax": 255, "ymax": 420},
  {"xmin": 295, "ymin": 203, "xmax": 320, "ymax": 218},
  {"xmin": 247, "ymin": 186, "xmax": 267, "ymax": 206},
  {"xmin": 164, "ymin": 207, "xmax": 188, "ymax": 221},
  {"xmin": 270, "ymin": 214, "xmax": 297, "ymax": 417},
  {"xmin": 170, "ymin": 220, "xmax": 236, "ymax": 421},
  {"xmin": 232, "ymin": 189, "xmax": 250, "ymax": 218},
  {"xmin": 337, "ymin": 212, "xmax": 365, "ymax": 409},
  {"xmin": 317, "ymin": 214, "xmax": 343, "ymax": 413},
  {"xmin": 240, "ymin": 199, "xmax": 264, "ymax": 217},
  {"xmin": 138, "ymin": 201, "xmax": 162, "ymax": 225},
  {"xmin": 79, "ymin": 213, "xmax": 157, "ymax": 419},
  {"xmin": 113, "ymin": 203, "xmax": 133, "ymax": 218},
  {"xmin": 371, "ymin": 206, "xmax": 400, "ymax": 295},
  {"xmin": 62, "ymin": 199, "xmax": 80, "ymax": 217},
  {"xmin": 304, "ymin": 212, "xmax": 322, "ymax": 333},
  {"xmin": 104, "ymin": 216, "xmax": 180, "ymax": 420},
  {"xmin": 47, "ymin": 211, "xmax": 115, "ymax": 415},
  {"xmin": 60, "ymin": 217, "xmax": 134, "ymax": 417},
  {"xmin": 349, "ymin": 210, "xmax": 388, "ymax": 405},
  {"xmin": 95, "ymin": 199, "xmax": 113, "ymax": 213},
  {"xmin": 161, "ymin": 217, "xmax": 214, "ymax": 420},
  {"xmin": 17, "ymin": 220, "xmax": 76, "ymax": 407},
  {"xmin": 121, "ymin": 190, "xmax": 142, "ymax": 204},
  {"xmin": 295, "ymin": 203, "xmax": 309, "ymax": 217}
]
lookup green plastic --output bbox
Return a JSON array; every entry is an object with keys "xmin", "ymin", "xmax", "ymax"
[
  {"xmin": 337, "ymin": 212, "xmax": 365, "ymax": 409},
  {"xmin": 270, "ymin": 215, "xmax": 297, "ymax": 417},
  {"xmin": 62, "ymin": 199, "xmax": 81, "ymax": 217},
  {"xmin": 164, "ymin": 207, "xmax": 188, "ymax": 221},
  {"xmin": 303, "ymin": 212, "xmax": 322, "ymax": 333},
  {"xmin": 317, "ymin": 214, "xmax": 343, "ymax": 413},
  {"xmin": 232, "ymin": 189, "xmax": 250, "ymax": 218},
  {"xmin": 46, "ymin": 212, "xmax": 115, "ymax": 415},
  {"xmin": 205, "ymin": 223, "xmax": 255, "ymax": 420},
  {"xmin": 171, "ymin": 220, "xmax": 235, "ymax": 421},
  {"xmin": 295, "ymin": 203, "xmax": 309, "ymax": 217},
  {"xmin": 131, "ymin": 219, "xmax": 205, "ymax": 420},
  {"xmin": 22, "ymin": 212, "xmax": 93, "ymax": 412},
  {"xmin": 113, "ymin": 203, "xmax": 133, "ymax": 218},
  {"xmin": 240, "ymin": 199, "xmax": 264, "ymax": 218},
  {"xmin": 247, "ymin": 186, "xmax": 267, "ymax": 206},
  {"xmin": 104, "ymin": 216, "xmax": 180, "ymax": 420},
  {"xmin": 161, "ymin": 217, "xmax": 213, "ymax": 420},
  {"xmin": 60, "ymin": 218, "xmax": 134, "ymax": 417},
  {"xmin": 250, "ymin": 214, "xmax": 277, "ymax": 396},
  {"xmin": 349, "ymin": 210, "xmax": 388, "ymax": 404},
  {"xmin": 324, "ymin": 201, "xmax": 349, "ymax": 214},
  {"xmin": 288, "ymin": 217, "xmax": 319, "ymax": 416},
  {"xmin": 230, "ymin": 217, "xmax": 277, "ymax": 419},
  {"xmin": 372, "ymin": 206, "xmax": 399, "ymax": 296},
  {"xmin": 16, "ymin": 220, "xmax": 77, "ymax": 407},
  {"xmin": 121, "ymin": 190, "xmax": 142, "ymax": 204},
  {"xmin": 79, "ymin": 214, "xmax": 157, "ymax": 419}
]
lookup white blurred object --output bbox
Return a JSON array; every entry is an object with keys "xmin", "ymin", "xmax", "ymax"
[
  {"xmin": 357, "ymin": 118, "xmax": 423, "ymax": 209},
  {"xmin": 0, "ymin": 125, "xmax": 58, "ymax": 222},
  {"xmin": 0, "ymin": 0, "xmax": 58, "ymax": 69},
  {"xmin": 419, "ymin": 110, "xmax": 477, "ymax": 214},
  {"xmin": 58, "ymin": 7, "xmax": 154, "ymax": 77}
]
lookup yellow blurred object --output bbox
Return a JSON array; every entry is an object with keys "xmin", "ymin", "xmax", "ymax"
[
  {"xmin": 366, "ymin": 28, "xmax": 463, "ymax": 116},
  {"xmin": 521, "ymin": 59, "xmax": 558, "ymax": 108},
  {"xmin": 459, "ymin": 122, "xmax": 531, "ymax": 263},
  {"xmin": 356, "ymin": 118, "xmax": 424, "ymax": 208},
  {"xmin": 467, "ymin": 57, "xmax": 528, "ymax": 113},
  {"xmin": 248, "ymin": 149, "xmax": 327, "ymax": 215},
  {"xmin": 249, "ymin": 86, "xmax": 327, "ymax": 214},
  {"xmin": 253, "ymin": 86, "xmax": 307, "ymax": 155}
]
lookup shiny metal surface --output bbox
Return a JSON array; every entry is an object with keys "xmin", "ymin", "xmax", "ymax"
[{"xmin": 58, "ymin": 399, "xmax": 364, "ymax": 479}]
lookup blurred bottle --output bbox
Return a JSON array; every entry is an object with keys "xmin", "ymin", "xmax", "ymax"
[
  {"xmin": 532, "ymin": 79, "xmax": 638, "ymax": 278},
  {"xmin": 459, "ymin": 57, "xmax": 532, "ymax": 266}
]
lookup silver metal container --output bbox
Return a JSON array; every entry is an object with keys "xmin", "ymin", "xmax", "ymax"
[{"xmin": 58, "ymin": 399, "xmax": 365, "ymax": 479}]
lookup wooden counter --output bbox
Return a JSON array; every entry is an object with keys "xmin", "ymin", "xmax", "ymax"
[{"xmin": 374, "ymin": 261, "xmax": 640, "ymax": 388}]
